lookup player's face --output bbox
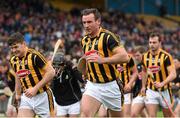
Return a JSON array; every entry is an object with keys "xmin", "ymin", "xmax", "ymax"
[
  {"xmin": 149, "ymin": 36, "xmax": 160, "ymax": 52},
  {"xmin": 134, "ymin": 51, "xmax": 142, "ymax": 63},
  {"xmin": 82, "ymin": 13, "xmax": 100, "ymax": 36},
  {"xmin": 10, "ymin": 42, "xmax": 26, "ymax": 58}
]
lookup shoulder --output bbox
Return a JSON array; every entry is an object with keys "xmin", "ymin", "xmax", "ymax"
[
  {"xmin": 81, "ymin": 35, "xmax": 88, "ymax": 45},
  {"xmin": 101, "ymin": 28, "xmax": 119, "ymax": 39},
  {"xmin": 28, "ymin": 48, "xmax": 46, "ymax": 62},
  {"xmin": 28, "ymin": 48, "xmax": 40, "ymax": 55},
  {"xmin": 9, "ymin": 55, "xmax": 16, "ymax": 63},
  {"xmin": 143, "ymin": 50, "xmax": 150, "ymax": 57},
  {"xmin": 160, "ymin": 49, "xmax": 172, "ymax": 57},
  {"xmin": 28, "ymin": 48, "xmax": 45, "ymax": 57}
]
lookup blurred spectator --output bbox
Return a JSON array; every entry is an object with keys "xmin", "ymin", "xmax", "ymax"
[{"xmin": 0, "ymin": 62, "xmax": 10, "ymax": 115}]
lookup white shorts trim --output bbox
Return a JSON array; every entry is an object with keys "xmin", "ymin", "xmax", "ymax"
[{"xmin": 84, "ymin": 80, "xmax": 122, "ymax": 111}]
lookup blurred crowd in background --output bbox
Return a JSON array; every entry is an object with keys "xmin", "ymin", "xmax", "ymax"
[{"xmin": 0, "ymin": 0, "xmax": 179, "ymax": 115}]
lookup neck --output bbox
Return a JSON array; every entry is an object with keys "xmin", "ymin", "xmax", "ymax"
[
  {"xmin": 150, "ymin": 48, "xmax": 160, "ymax": 55},
  {"xmin": 20, "ymin": 47, "xmax": 28, "ymax": 58},
  {"xmin": 89, "ymin": 27, "xmax": 100, "ymax": 38}
]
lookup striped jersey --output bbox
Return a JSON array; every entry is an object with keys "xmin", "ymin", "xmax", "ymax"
[
  {"xmin": 9, "ymin": 48, "xmax": 49, "ymax": 94},
  {"xmin": 81, "ymin": 27, "xmax": 123, "ymax": 83},
  {"xmin": 142, "ymin": 48, "xmax": 175, "ymax": 91},
  {"xmin": 117, "ymin": 56, "xmax": 135, "ymax": 86}
]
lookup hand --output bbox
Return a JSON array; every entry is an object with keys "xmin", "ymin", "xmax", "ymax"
[
  {"xmin": 86, "ymin": 53, "xmax": 104, "ymax": 64},
  {"xmin": 140, "ymin": 87, "xmax": 146, "ymax": 96},
  {"xmin": 13, "ymin": 94, "xmax": 21, "ymax": 108},
  {"xmin": 124, "ymin": 83, "xmax": 132, "ymax": 93},
  {"xmin": 24, "ymin": 87, "xmax": 38, "ymax": 98},
  {"xmin": 153, "ymin": 81, "xmax": 164, "ymax": 89}
]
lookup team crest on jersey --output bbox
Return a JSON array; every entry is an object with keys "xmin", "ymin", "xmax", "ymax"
[
  {"xmin": 148, "ymin": 66, "xmax": 160, "ymax": 73},
  {"xmin": 16, "ymin": 69, "xmax": 31, "ymax": 78},
  {"xmin": 117, "ymin": 66, "xmax": 124, "ymax": 72}
]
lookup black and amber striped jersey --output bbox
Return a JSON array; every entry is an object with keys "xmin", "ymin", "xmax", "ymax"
[
  {"xmin": 117, "ymin": 56, "xmax": 135, "ymax": 86},
  {"xmin": 9, "ymin": 48, "xmax": 49, "ymax": 94},
  {"xmin": 81, "ymin": 27, "xmax": 123, "ymax": 83},
  {"xmin": 142, "ymin": 48, "xmax": 175, "ymax": 91}
]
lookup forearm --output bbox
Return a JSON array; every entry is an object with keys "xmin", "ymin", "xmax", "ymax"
[
  {"xmin": 163, "ymin": 71, "xmax": 176, "ymax": 86},
  {"xmin": 129, "ymin": 72, "xmax": 138, "ymax": 86},
  {"xmin": 103, "ymin": 53, "xmax": 129, "ymax": 64},
  {"xmin": 142, "ymin": 72, "xmax": 147, "ymax": 88},
  {"xmin": 15, "ymin": 79, "xmax": 21, "ymax": 95},
  {"xmin": 34, "ymin": 69, "xmax": 55, "ymax": 90}
]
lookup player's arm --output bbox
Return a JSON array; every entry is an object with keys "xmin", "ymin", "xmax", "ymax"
[
  {"xmin": 9, "ymin": 60, "xmax": 22, "ymax": 96},
  {"xmin": 11, "ymin": 69, "xmax": 21, "ymax": 107},
  {"xmin": 124, "ymin": 58, "xmax": 138, "ymax": 93},
  {"xmin": 106, "ymin": 35, "xmax": 129, "ymax": 64},
  {"xmin": 15, "ymin": 75, "xmax": 21, "ymax": 96},
  {"xmin": 103, "ymin": 46, "xmax": 129, "ymax": 64},
  {"xmin": 24, "ymin": 54, "xmax": 55, "ymax": 98},
  {"xmin": 140, "ymin": 57, "xmax": 148, "ymax": 94},
  {"xmin": 162, "ymin": 56, "xmax": 176, "ymax": 86},
  {"xmin": 140, "ymin": 69, "xmax": 147, "ymax": 95},
  {"xmin": 34, "ymin": 56, "xmax": 55, "ymax": 91},
  {"xmin": 86, "ymin": 35, "xmax": 129, "ymax": 64},
  {"xmin": 128, "ymin": 58, "xmax": 138, "ymax": 87}
]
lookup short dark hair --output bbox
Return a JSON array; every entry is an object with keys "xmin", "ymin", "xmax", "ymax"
[
  {"xmin": 149, "ymin": 32, "xmax": 161, "ymax": 42},
  {"xmin": 8, "ymin": 32, "xmax": 25, "ymax": 46},
  {"xmin": 81, "ymin": 8, "xmax": 101, "ymax": 21},
  {"xmin": 134, "ymin": 46, "xmax": 146, "ymax": 54}
]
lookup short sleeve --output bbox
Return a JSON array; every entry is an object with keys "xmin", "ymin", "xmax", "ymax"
[
  {"xmin": 164, "ymin": 55, "xmax": 174, "ymax": 67},
  {"xmin": 34, "ymin": 53, "xmax": 47, "ymax": 69},
  {"xmin": 107, "ymin": 35, "xmax": 122, "ymax": 51}
]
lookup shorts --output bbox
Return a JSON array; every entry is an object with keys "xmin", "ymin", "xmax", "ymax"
[
  {"xmin": 132, "ymin": 95, "xmax": 146, "ymax": 105},
  {"xmin": 56, "ymin": 101, "xmax": 80, "ymax": 116},
  {"xmin": 19, "ymin": 89, "xmax": 54, "ymax": 118},
  {"xmin": 124, "ymin": 93, "xmax": 132, "ymax": 105},
  {"xmin": 84, "ymin": 80, "xmax": 123, "ymax": 111},
  {"xmin": 145, "ymin": 88, "xmax": 172, "ymax": 108}
]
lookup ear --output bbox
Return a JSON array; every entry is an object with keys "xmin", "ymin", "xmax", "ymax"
[{"xmin": 96, "ymin": 18, "xmax": 101, "ymax": 25}]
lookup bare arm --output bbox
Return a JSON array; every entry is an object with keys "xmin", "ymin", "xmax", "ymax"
[
  {"xmin": 141, "ymin": 71, "xmax": 148, "ymax": 88},
  {"xmin": 34, "ymin": 62, "xmax": 55, "ymax": 90},
  {"xmin": 15, "ymin": 77, "xmax": 21, "ymax": 95},
  {"xmin": 86, "ymin": 47, "xmax": 129, "ymax": 64},
  {"xmin": 128, "ymin": 65, "xmax": 138, "ymax": 87},
  {"xmin": 162, "ymin": 65, "xmax": 176, "ymax": 86},
  {"xmin": 139, "ymin": 70, "xmax": 147, "ymax": 95},
  {"xmin": 124, "ymin": 65, "xmax": 138, "ymax": 93},
  {"xmin": 103, "ymin": 47, "xmax": 129, "ymax": 64},
  {"xmin": 24, "ymin": 62, "xmax": 55, "ymax": 98},
  {"xmin": 14, "ymin": 72, "xmax": 22, "ymax": 108}
]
